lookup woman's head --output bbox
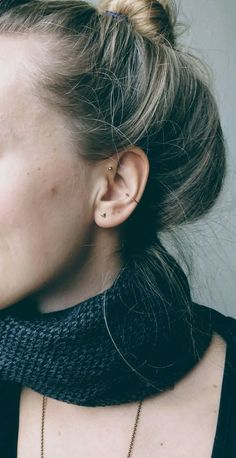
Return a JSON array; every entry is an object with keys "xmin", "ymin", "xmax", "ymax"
[{"xmin": 0, "ymin": 0, "xmax": 226, "ymax": 311}]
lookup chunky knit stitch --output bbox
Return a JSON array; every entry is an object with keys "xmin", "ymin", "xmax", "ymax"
[{"xmin": 0, "ymin": 257, "xmax": 214, "ymax": 407}]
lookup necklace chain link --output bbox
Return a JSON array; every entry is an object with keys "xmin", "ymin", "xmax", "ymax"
[{"xmin": 41, "ymin": 395, "xmax": 143, "ymax": 458}]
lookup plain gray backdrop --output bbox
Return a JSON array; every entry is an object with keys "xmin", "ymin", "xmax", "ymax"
[
  {"xmin": 175, "ymin": 0, "xmax": 236, "ymax": 318},
  {"xmin": 92, "ymin": 0, "xmax": 236, "ymax": 317}
]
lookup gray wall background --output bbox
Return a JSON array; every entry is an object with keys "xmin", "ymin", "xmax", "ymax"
[
  {"xmin": 174, "ymin": 0, "xmax": 236, "ymax": 318},
  {"xmin": 93, "ymin": 0, "xmax": 236, "ymax": 317}
]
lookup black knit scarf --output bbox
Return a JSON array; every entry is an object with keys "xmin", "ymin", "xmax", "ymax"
[{"xmin": 0, "ymin": 256, "xmax": 214, "ymax": 407}]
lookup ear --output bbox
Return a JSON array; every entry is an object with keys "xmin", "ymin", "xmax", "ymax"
[{"xmin": 93, "ymin": 146, "xmax": 150, "ymax": 229}]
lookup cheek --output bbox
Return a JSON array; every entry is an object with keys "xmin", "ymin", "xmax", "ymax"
[
  {"xmin": 0, "ymin": 155, "xmax": 65, "ymax": 222},
  {"xmin": 0, "ymin": 157, "xmax": 88, "ymax": 257},
  {"xmin": 0, "ymin": 156, "xmax": 91, "ymax": 308},
  {"xmin": 0, "ymin": 163, "xmax": 48, "ymax": 229}
]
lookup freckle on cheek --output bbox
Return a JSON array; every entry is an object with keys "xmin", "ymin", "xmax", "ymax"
[{"xmin": 50, "ymin": 186, "xmax": 58, "ymax": 195}]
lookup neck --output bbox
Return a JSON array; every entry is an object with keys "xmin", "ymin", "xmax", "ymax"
[
  {"xmin": 0, "ymin": 254, "xmax": 214, "ymax": 407},
  {"xmin": 30, "ymin": 247, "xmax": 123, "ymax": 315}
]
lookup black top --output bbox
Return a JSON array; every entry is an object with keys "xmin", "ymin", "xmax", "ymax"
[
  {"xmin": 209, "ymin": 308, "xmax": 236, "ymax": 457},
  {"xmin": 0, "ymin": 305, "xmax": 235, "ymax": 457}
]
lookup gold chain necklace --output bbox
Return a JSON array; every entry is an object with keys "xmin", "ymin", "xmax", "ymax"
[{"xmin": 41, "ymin": 395, "xmax": 143, "ymax": 458}]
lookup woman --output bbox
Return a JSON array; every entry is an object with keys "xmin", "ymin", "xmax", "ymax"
[{"xmin": 0, "ymin": 0, "xmax": 235, "ymax": 457}]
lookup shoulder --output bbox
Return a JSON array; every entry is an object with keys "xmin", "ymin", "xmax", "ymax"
[
  {"xmin": 198, "ymin": 303, "xmax": 236, "ymax": 374},
  {"xmin": 210, "ymin": 306, "xmax": 236, "ymax": 348},
  {"xmin": 193, "ymin": 301, "xmax": 236, "ymax": 342}
]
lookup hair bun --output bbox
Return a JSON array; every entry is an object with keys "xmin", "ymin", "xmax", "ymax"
[{"xmin": 99, "ymin": 0, "xmax": 176, "ymax": 46}]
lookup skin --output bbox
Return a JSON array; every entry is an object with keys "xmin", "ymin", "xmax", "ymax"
[
  {"xmin": 0, "ymin": 34, "xmax": 227, "ymax": 457},
  {"xmin": 18, "ymin": 332, "xmax": 227, "ymax": 457},
  {"xmin": 0, "ymin": 34, "xmax": 150, "ymax": 313}
]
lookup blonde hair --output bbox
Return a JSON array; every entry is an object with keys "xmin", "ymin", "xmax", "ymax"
[{"xmin": 0, "ymin": 0, "xmax": 227, "ymax": 366}]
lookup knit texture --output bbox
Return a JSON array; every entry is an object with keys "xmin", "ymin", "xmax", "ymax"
[{"xmin": 0, "ymin": 257, "xmax": 214, "ymax": 407}]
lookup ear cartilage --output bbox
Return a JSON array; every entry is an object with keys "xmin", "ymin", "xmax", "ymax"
[{"xmin": 126, "ymin": 193, "xmax": 139, "ymax": 204}]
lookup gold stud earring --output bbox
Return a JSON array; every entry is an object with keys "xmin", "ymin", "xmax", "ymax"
[{"xmin": 108, "ymin": 166, "xmax": 113, "ymax": 171}]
